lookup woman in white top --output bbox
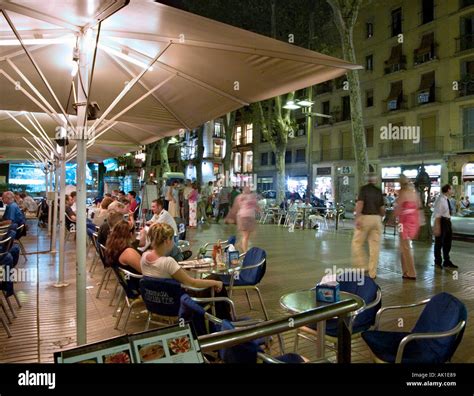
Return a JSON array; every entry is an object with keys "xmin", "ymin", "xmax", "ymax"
[{"xmin": 141, "ymin": 223, "xmax": 223, "ymax": 293}]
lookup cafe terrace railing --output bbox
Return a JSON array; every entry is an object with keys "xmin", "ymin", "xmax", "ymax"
[{"xmin": 198, "ymin": 298, "xmax": 363, "ymax": 363}]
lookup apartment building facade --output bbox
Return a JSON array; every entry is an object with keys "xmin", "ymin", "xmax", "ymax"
[{"xmin": 309, "ymin": 0, "xmax": 474, "ymax": 204}]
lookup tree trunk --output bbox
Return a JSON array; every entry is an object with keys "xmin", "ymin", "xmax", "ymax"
[
  {"xmin": 327, "ymin": 0, "xmax": 368, "ymax": 190},
  {"xmin": 159, "ymin": 138, "xmax": 171, "ymax": 176},
  {"xmin": 97, "ymin": 162, "xmax": 106, "ymax": 197},
  {"xmin": 275, "ymin": 148, "xmax": 286, "ymax": 203},
  {"xmin": 223, "ymin": 111, "xmax": 236, "ymax": 175},
  {"xmin": 195, "ymin": 126, "xmax": 204, "ymax": 185},
  {"xmin": 145, "ymin": 142, "xmax": 157, "ymax": 182}
]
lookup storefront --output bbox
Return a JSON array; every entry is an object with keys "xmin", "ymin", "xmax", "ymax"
[
  {"xmin": 314, "ymin": 166, "xmax": 333, "ymax": 201},
  {"xmin": 381, "ymin": 164, "xmax": 441, "ymax": 195},
  {"xmin": 462, "ymin": 163, "xmax": 474, "ymax": 201},
  {"xmin": 287, "ymin": 176, "xmax": 307, "ymax": 195}
]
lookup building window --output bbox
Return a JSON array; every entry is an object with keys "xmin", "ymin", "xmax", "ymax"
[
  {"xmin": 243, "ymin": 151, "xmax": 253, "ymax": 173},
  {"xmin": 244, "ymin": 124, "xmax": 253, "ymax": 144},
  {"xmin": 386, "ymin": 80, "xmax": 404, "ymax": 111},
  {"xmin": 234, "ymin": 126, "xmax": 242, "ymax": 146},
  {"xmin": 321, "ymin": 101, "xmax": 330, "ymax": 124},
  {"xmin": 366, "ymin": 22, "xmax": 374, "ymax": 38},
  {"xmin": 460, "ymin": 60, "xmax": 474, "ymax": 96},
  {"xmin": 260, "ymin": 152, "xmax": 268, "ymax": 166},
  {"xmin": 295, "ymin": 148, "xmax": 306, "ymax": 163},
  {"xmin": 342, "ymin": 96, "xmax": 351, "ymax": 121},
  {"xmin": 414, "ymin": 33, "xmax": 435, "ymax": 65},
  {"xmin": 391, "ymin": 8, "xmax": 402, "ymax": 37},
  {"xmin": 461, "ymin": 0, "xmax": 474, "ymax": 9},
  {"xmin": 366, "ymin": 89, "xmax": 374, "ymax": 107},
  {"xmin": 460, "ymin": 15, "xmax": 474, "ymax": 51},
  {"xmin": 365, "ymin": 126, "xmax": 374, "ymax": 148},
  {"xmin": 462, "ymin": 107, "xmax": 474, "ymax": 149},
  {"xmin": 422, "ymin": 0, "xmax": 434, "ymax": 24},
  {"xmin": 214, "ymin": 122, "xmax": 224, "ymax": 138},
  {"xmin": 271, "ymin": 152, "xmax": 276, "ymax": 165},
  {"xmin": 417, "ymin": 71, "xmax": 435, "ymax": 104},
  {"xmin": 366, "ymin": 54, "xmax": 373, "ymax": 71},
  {"xmin": 213, "ymin": 140, "xmax": 223, "ymax": 157},
  {"xmin": 234, "ymin": 152, "xmax": 241, "ymax": 173},
  {"xmin": 285, "ymin": 150, "xmax": 292, "ymax": 164}
]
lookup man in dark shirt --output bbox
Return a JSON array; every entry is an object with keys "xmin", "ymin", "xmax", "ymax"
[{"xmin": 351, "ymin": 174, "xmax": 385, "ymax": 279}]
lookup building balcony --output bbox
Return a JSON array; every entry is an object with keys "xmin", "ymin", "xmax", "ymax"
[
  {"xmin": 456, "ymin": 34, "xmax": 474, "ymax": 52},
  {"xmin": 313, "ymin": 148, "xmax": 355, "ymax": 162},
  {"xmin": 384, "ymin": 58, "xmax": 407, "ymax": 75},
  {"xmin": 329, "ymin": 110, "xmax": 351, "ymax": 123},
  {"xmin": 411, "ymin": 88, "xmax": 439, "ymax": 106},
  {"xmin": 316, "ymin": 81, "xmax": 333, "ymax": 94},
  {"xmin": 458, "ymin": 76, "xmax": 474, "ymax": 97},
  {"xmin": 382, "ymin": 96, "xmax": 408, "ymax": 112},
  {"xmin": 414, "ymin": 48, "xmax": 437, "ymax": 66},
  {"xmin": 378, "ymin": 136, "xmax": 444, "ymax": 158},
  {"xmin": 452, "ymin": 133, "xmax": 474, "ymax": 151}
]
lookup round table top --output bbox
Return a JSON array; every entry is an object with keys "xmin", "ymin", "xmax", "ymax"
[{"xmin": 280, "ymin": 289, "xmax": 365, "ymax": 316}]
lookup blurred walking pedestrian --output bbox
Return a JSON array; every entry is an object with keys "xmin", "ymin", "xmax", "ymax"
[
  {"xmin": 235, "ymin": 186, "xmax": 258, "ymax": 252},
  {"xmin": 393, "ymin": 175, "xmax": 421, "ymax": 280},
  {"xmin": 351, "ymin": 174, "xmax": 385, "ymax": 279},
  {"xmin": 188, "ymin": 182, "xmax": 199, "ymax": 228}
]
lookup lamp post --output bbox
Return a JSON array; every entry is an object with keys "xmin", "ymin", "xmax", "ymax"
[{"xmin": 284, "ymin": 97, "xmax": 332, "ymax": 201}]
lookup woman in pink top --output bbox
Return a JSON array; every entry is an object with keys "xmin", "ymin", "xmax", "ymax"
[
  {"xmin": 235, "ymin": 186, "xmax": 258, "ymax": 252},
  {"xmin": 188, "ymin": 182, "xmax": 199, "ymax": 228},
  {"xmin": 394, "ymin": 175, "xmax": 421, "ymax": 280}
]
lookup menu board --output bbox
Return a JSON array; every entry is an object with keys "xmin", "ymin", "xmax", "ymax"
[{"xmin": 55, "ymin": 323, "xmax": 204, "ymax": 364}]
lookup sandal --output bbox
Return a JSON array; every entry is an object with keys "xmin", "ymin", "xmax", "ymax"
[{"xmin": 402, "ymin": 274, "xmax": 416, "ymax": 280}]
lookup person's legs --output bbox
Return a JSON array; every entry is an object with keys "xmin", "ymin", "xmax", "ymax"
[
  {"xmin": 442, "ymin": 219, "xmax": 453, "ymax": 265},
  {"xmin": 351, "ymin": 216, "xmax": 369, "ymax": 272},
  {"xmin": 367, "ymin": 215, "xmax": 382, "ymax": 279},
  {"xmin": 400, "ymin": 238, "xmax": 416, "ymax": 277},
  {"xmin": 434, "ymin": 233, "xmax": 443, "ymax": 266},
  {"xmin": 0, "ymin": 253, "xmax": 14, "ymax": 296},
  {"xmin": 241, "ymin": 231, "xmax": 249, "ymax": 252},
  {"xmin": 9, "ymin": 245, "xmax": 20, "ymax": 267}
]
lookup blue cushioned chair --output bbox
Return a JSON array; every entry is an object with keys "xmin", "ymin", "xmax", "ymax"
[
  {"xmin": 140, "ymin": 277, "xmax": 185, "ymax": 330},
  {"xmin": 294, "ymin": 275, "xmax": 382, "ymax": 353},
  {"xmin": 219, "ymin": 247, "xmax": 269, "ymax": 321},
  {"xmin": 112, "ymin": 266, "xmax": 142, "ymax": 331},
  {"xmin": 362, "ymin": 292, "xmax": 467, "ymax": 363}
]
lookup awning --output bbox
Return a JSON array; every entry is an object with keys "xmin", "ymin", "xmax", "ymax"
[
  {"xmin": 0, "ymin": 0, "xmax": 362, "ymax": 162},
  {"xmin": 386, "ymin": 80, "xmax": 403, "ymax": 101},
  {"xmin": 385, "ymin": 44, "xmax": 403, "ymax": 65},
  {"xmin": 418, "ymin": 71, "xmax": 435, "ymax": 92},
  {"xmin": 415, "ymin": 33, "xmax": 434, "ymax": 55}
]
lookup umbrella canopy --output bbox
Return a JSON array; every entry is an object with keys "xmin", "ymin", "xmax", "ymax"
[{"xmin": 0, "ymin": 0, "xmax": 361, "ymax": 162}]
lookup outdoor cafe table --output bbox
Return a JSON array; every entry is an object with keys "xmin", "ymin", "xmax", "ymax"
[{"xmin": 280, "ymin": 289, "xmax": 365, "ymax": 359}]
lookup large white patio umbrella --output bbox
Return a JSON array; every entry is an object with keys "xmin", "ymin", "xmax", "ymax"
[{"xmin": 0, "ymin": 0, "xmax": 361, "ymax": 345}]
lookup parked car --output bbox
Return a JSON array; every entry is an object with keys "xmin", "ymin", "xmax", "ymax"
[{"xmin": 451, "ymin": 211, "xmax": 474, "ymax": 236}]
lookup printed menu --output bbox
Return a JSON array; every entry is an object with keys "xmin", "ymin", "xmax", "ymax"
[{"xmin": 55, "ymin": 323, "xmax": 204, "ymax": 364}]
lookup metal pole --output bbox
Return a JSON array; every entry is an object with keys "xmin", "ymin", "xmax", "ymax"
[
  {"xmin": 51, "ymin": 160, "xmax": 59, "ymax": 253},
  {"xmin": 55, "ymin": 147, "xmax": 68, "ymax": 287},
  {"xmin": 47, "ymin": 169, "xmax": 53, "ymax": 236},
  {"xmin": 305, "ymin": 89, "xmax": 314, "ymax": 201},
  {"xmin": 75, "ymin": 30, "xmax": 92, "ymax": 346}
]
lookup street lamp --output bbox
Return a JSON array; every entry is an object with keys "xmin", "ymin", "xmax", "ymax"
[{"xmin": 283, "ymin": 98, "xmax": 331, "ymax": 201}]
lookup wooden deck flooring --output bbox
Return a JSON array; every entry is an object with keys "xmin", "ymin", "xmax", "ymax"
[{"xmin": 1, "ymin": 220, "xmax": 473, "ymax": 363}]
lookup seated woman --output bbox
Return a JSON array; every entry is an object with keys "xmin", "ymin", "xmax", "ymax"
[
  {"xmin": 93, "ymin": 196, "xmax": 114, "ymax": 226},
  {"xmin": 105, "ymin": 220, "xmax": 142, "ymax": 274},
  {"xmin": 142, "ymin": 223, "xmax": 231, "ymax": 319}
]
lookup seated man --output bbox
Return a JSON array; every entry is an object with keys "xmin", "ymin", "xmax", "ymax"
[
  {"xmin": 97, "ymin": 204, "xmax": 130, "ymax": 246},
  {"xmin": 65, "ymin": 194, "xmax": 96, "ymax": 238},
  {"xmin": 141, "ymin": 199, "xmax": 183, "ymax": 261},
  {"xmin": 0, "ymin": 191, "xmax": 26, "ymax": 239},
  {"xmin": 0, "ymin": 225, "xmax": 20, "ymax": 297}
]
